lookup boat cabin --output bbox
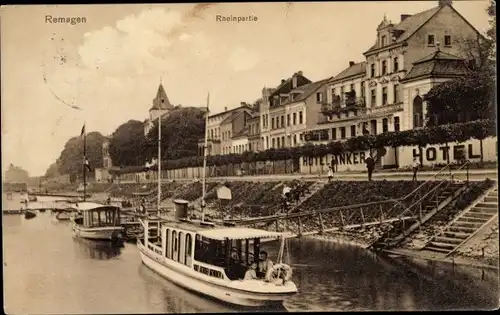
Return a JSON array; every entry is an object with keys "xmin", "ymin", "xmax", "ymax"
[
  {"xmin": 73, "ymin": 202, "xmax": 121, "ymax": 227},
  {"xmin": 142, "ymin": 219, "xmax": 283, "ymax": 281}
]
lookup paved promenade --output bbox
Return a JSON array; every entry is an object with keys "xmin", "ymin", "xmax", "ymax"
[{"xmin": 181, "ymin": 169, "xmax": 498, "ymax": 183}]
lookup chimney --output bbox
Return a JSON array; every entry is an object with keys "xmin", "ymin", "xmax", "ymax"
[
  {"xmin": 224, "ymin": 106, "xmax": 228, "ymax": 112},
  {"xmin": 438, "ymin": 0, "xmax": 452, "ymax": 7},
  {"xmin": 349, "ymin": 61, "xmax": 355, "ymax": 67},
  {"xmin": 400, "ymin": 14, "xmax": 412, "ymax": 22},
  {"xmin": 240, "ymin": 102, "xmax": 246, "ymax": 107},
  {"xmin": 297, "ymin": 70, "xmax": 303, "ymax": 76},
  {"xmin": 281, "ymin": 79, "xmax": 286, "ymax": 84}
]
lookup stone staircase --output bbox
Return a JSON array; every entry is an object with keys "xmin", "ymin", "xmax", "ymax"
[
  {"xmin": 369, "ymin": 181, "xmax": 467, "ymax": 251},
  {"xmin": 423, "ymin": 187, "xmax": 498, "ymax": 255},
  {"xmin": 287, "ymin": 180, "xmax": 326, "ymax": 214}
]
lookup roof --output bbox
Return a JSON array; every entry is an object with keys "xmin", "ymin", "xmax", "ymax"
[
  {"xmin": 197, "ymin": 227, "xmax": 285, "ymax": 241},
  {"xmin": 401, "ymin": 49, "xmax": 468, "ymax": 83},
  {"xmin": 232, "ymin": 126, "xmax": 249, "ymax": 139},
  {"xmin": 329, "ymin": 62, "xmax": 367, "ymax": 83},
  {"xmin": 3, "ymin": 182, "xmax": 28, "ymax": 192},
  {"xmin": 150, "ymin": 83, "xmax": 174, "ymax": 111},
  {"xmin": 208, "ymin": 105, "xmax": 252, "ymax": 118},
  {"xmin": 71, "ymin": 202, "xmax": 120, "ymax": 212},
  {"xmin": 221, "ymin": 111, "xmax": 240, "ymax": 125},
  {"xmin": 269, "ymin": 73, "xmax": 312, "ymax": 100},
  {"xmin": 280, "ymin": 78, "xmax": 331, "ymax": 106},
  {"xmin": 364, "ymin": 6, "xmax": 441, "ymax": 54}
]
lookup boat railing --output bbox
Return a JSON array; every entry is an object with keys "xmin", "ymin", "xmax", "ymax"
[
  {"xmin": 147, "ymin": 242, "xmax": 163, "ymax": 255},
  {"xmin": 192, "ymin": 260, "xmax": 228, "ymax": 280}
]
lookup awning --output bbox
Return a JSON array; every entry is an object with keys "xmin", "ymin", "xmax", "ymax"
[
  {"xmin": 197, "ymin": 227, "xmax": 284, "ymax": 241},
  {"xmin": 70, "ymin": 202, "xmax": 120, "ymax": 212}
]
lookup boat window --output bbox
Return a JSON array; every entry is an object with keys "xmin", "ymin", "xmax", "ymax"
[
  {"xmin": 178, "ymin": 232, "xmax": 184, "ymax": 264},
  {"xmin": 185, "ymin": 233, "xmax": 192, "ymax": 267},
  {"xmin": 92, "ymin": 211, "xmax": 100, "ymax": 226},
  {"xmin": 165, "ymin": 229, "xmax": 170, "ymax": 259},
  {"xmin": 172, "ymin": 230, "xmax": 177, "ymax": 259}
]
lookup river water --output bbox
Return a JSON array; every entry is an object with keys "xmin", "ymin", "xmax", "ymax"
[{"xmin": 3, "ymin": 211, "xmax": 498, "ymax": 313}]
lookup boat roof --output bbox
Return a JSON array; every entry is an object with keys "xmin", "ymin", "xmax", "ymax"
[
  {"xmin": 71, "ymin": 202, "xmax": 120, "ymax": 212},
  {"xmin": 197, "ymin": 227, "xmax": 284, "ymax": 241}
]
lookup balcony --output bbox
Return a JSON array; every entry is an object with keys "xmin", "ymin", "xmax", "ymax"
[{"xmin": 320, "ymin": 96, "xmax": 366, "ymax": 118}]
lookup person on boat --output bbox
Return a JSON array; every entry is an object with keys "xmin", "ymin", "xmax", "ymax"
[
  {"xmin": 243, "ymin": 261, "xmax": 258, "ymax": 280},
  {"xmin": 257, "ymin": 251, "xmax": 273, "ymax": 279}
]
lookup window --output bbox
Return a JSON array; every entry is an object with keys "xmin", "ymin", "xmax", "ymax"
[
  {"xmin": 277, "ymin": 137, "xmax": 280, "ymax": 148},
  {"xmin": 393, "ymin": 84, "xmax": 400, "ymax": 103},
  {"xmin": 350, "ymin": 84, "xmax": 355, "ymax": 91},
  {"xmin": 427, "ymin": 34, "xmax": 435, "ymax": 46},
  {"xmin": 340, "ymin": 86, "xmax": 344, "ymax": 99},
  {"xmin": 394, "ymin": 57, "xmax": 399, "ymax": 72},
  {"xmin": 316, "ymin": 92, "xmax": 323, "ymax": 103},
  {"xmin": 382, "ymin": 87, "xmax": 388, "ymax": 105},
  {"xmin": 165, "ymin": 229, "xmax": 170, "ymax": 258},
  {"xmin": 444, "ymin": 35, "xmax": 451, "ymax": 46},
  {"xmin": 350, "ymin": 125, "xmax": 356, "ymax": 137},
  {"xmin": 340, "ymin": 127, "xmax": 346, "ymax": 139},
  {"xmin": 413, "ymin": 96, "xmax": 424, "ymax": 128},
  {"xmin": 178, "ymin": 232, "xmax": 184, "ymax": 263},
  {"xmin": 331, "ymin": 128, "xmax": 337, "ymax": 140},
  {"xmin": 381, "ymin": 35, "xmax": 387, "ymax": 47},
  {"xmin": 299, "ymin": 111, "xmax": 303, "ymax": 124},
  {"xmin": 382, "ymin": 60, "xmax": 387, "ymax": 75},
  {"xmin": 281, "ymin": 136, "xmax": 285, "ymax": 147},
  {"xmin": 293, "ymin": 113, "xmax": 297, "ymax": 125},
  {"xmin": 371, "ymin": 89, "xmax": 376, "ymax": 106},
  {"xmin": 371, "ymin": 64, "xmax": 375, "ymax": 77},
  {"xmin": 172, "ymin": 230, "xmax": 177, "ymax": 258},
  {"xmin": 271, "ymin": 117, "xmax": 275, "ymax": 129},
  {"xmin": 272, "ymin": 138, "xmax": 275, "ymax": 148},
  {"xmin": 294, "ymin": 134, "xmax": 297, "ymax": 145},
  {"xmin": 382, "ymin": 118, "xmax": 389, "ymax": 133},
  {"xmin": 394, "ymin": 116, "xmax": 400, "ymax": 132},
  {"xmin": 287, "ymin": 114, "xmax": 290, "ymax": 126},
  {"xmin": 280, "ymin": 115, "xmax": 284, "ymax": 128},
  {"xmin": 361, "ymin": 82, "xmax": 365, "ymax": 97}
]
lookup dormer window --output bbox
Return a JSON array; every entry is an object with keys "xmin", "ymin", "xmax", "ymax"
[
  {"xmin": 427, "ymin": 34, "xmax": 435, "ymax": 46},
  {"xmin": 381, "ymin": 35, "xmax": 387, "ymax": 47}
]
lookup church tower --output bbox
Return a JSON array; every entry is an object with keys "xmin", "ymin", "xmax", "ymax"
[{"xmin": 144, "ymin": 80, "xmax": 175, "ymax": 136}]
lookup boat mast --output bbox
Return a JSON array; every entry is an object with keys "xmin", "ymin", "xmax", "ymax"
[
  {"xmin": 83, "ymin": 122, "xmax": 87, "ymax": 202},
  {"xmin": 201, "ymin": 92, "xmax": 209, "ymax": 222},
  {"xmin": 157, "ymin": 108, "xmax": 162, "ymax": 217}
]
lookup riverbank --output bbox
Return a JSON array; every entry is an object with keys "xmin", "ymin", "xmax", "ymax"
[{"xmin": 300, "ymin": 227, "xmax": 498, "ymax": 270}]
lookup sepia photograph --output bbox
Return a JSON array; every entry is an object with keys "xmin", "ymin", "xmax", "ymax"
[{"xmin": 1, "ymin": 0, "xmax": 498, "ymax": 313}]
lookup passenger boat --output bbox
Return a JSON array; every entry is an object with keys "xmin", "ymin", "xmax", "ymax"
[
  {"xmin": 137, "ymin": 93, "xmax": 297, "ymax": 307},
  {"xmin": 71, "ymin": 202, "xmax": 124, "ymax": 241}
]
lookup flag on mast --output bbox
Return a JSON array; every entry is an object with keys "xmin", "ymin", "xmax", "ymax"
[
  {"xmin": 84, "ymin": 157, "xmax": 92, "ymax": 172},
  {"xmin": 80, "ymin": 124, "xmax": 86, "ymax": 138}
]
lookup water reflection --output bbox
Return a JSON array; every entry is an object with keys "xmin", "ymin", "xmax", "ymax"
[
  {"xmin": 73, "ymin": 237, "xmax": 123, "ymax": 260},
  {"xmin": 3, "ymin": 210, "xmax": 497, "ymax": 313}
]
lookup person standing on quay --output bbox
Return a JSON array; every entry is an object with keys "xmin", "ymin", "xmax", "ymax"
[
  {"xmin": 327, "ymin": 166, "xmax": 334, "ymax": 183},
  {"xmin": 412, "ymin": 158, "xmax": 420, "ymax": 181},
  {"xmin": 365, "ymin": 155, "xmax": 375, "ymax": 181}
]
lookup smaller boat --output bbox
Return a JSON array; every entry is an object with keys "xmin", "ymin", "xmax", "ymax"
[
  {"xmin": 71, "ymin": 202, "xmax": 124, "ymax": 241},
  {"xmin": 55, "ymin": 211, "xmax": 71, "ymax": 221},
  {"xmin": 24, "ymin": 210, "xmax": 36, "ymax": 219}
]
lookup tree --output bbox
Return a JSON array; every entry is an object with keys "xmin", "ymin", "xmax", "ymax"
[
  {"xmin": 56, "ymin": 131, "xmax": 106, "ymax": 175},
  {"xmin": 109, "ymin": 120, "xmax": 149, "ymax": 167},
  {"xmin": 147, "ymin": 107, "xmax": 205, "ymax": 161},
  {"xmin": 44, "ymin": 163, "xmax": 60, "ymax": 178}
]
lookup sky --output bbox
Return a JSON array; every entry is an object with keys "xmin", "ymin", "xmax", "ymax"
[{"xmin": 0, "ymin": 1, "xmax": 491, "ymax": 176}]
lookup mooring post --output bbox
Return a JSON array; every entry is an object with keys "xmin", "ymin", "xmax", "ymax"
[
  {"xmin": 318, "ymin": 213, "xmax": 325, "ymax": 235},
  {"xmin": 298, "ymin": 217, "xmax": 303, "ymax": 237}
]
